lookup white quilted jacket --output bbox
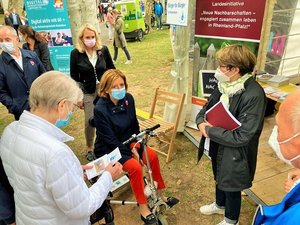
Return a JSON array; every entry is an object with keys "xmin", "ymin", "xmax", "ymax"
[{"xmin": 0, "ymin": 111, "xmax": 113, "ymax": 225}]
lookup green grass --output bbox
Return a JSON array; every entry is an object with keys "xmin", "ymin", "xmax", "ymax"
[{"xmin": 108, "ymin": 29, "xmax": 173, "ymax": 111}]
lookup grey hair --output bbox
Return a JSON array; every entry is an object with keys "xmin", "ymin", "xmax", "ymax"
[
  {"xmin": 29, "ymin": 71, "xmax": 83, "ymax": 111},
  {"xmin": 0, "ymin": 25, "xmax": 18, "ymax": 37}
]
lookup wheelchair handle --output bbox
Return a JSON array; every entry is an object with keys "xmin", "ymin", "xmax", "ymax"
[{"xmin": 122, "ymin": 124, "xmax": 160, "ymax": 145}]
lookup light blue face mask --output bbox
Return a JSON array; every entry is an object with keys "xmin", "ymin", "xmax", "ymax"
[
  {"xmin": 111, "ymin": 87, "xmax": 126, "ymax": 100},
  {"xmin": 55, "ymin": 111, "xmax": 73, "ymax": 128}
]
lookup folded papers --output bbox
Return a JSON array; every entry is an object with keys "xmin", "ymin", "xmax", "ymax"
[
  {"xmin": 85, "ymin": 147, "xmax": 121, "ymax": 180},
  {"xmin": 205, "ymin": 101, "xmax": 241, "ymax": 130}
]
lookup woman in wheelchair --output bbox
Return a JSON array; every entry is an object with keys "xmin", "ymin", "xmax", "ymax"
[{"xmin": 93, "ymin": 69, "xmax": 179, "ymax": 225}]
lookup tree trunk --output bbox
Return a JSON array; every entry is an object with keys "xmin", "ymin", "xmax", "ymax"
[{"xmin": 67, "ymin": 0, "xmax": 100, "ymax": 46}]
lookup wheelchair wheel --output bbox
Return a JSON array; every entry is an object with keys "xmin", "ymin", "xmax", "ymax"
[{"xmin": 157, "ymin": 214, "xmax": 168, "ymax": 225}]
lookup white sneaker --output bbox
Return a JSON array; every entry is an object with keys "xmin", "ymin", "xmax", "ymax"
[
  {"xmin": 160, "ymin": 27, "xmax": 163, "ymax": 30},
  {"xmin": 124, "ymin": 60, "xmax": 132, "ymax": 64},
  {"xmin": 199, "ymin": 202, "xmax": 225, "ymax": 215},
  {"xmin": 217, "ymin": 219, "xmax": 239, "ymax": 225},
  {"xmin": 112, "ymin": 59, "xmax": 116, "ymax": 64},
  {"xmin": 156, "ymin": 28, "xmax": 159, "ymax": 30}
]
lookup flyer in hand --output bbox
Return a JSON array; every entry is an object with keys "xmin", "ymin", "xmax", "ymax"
[
  {"xmin": 85, "ymin": 147, "xmax": 122, "ymax": 180},
  {"xmin": 205, "ymin": 101, "xmax": 241, "ymax": 131}
]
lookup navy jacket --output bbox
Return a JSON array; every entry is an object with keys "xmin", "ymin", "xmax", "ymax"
[
  {"xmin": 0, "ymin": 49, "xmax": 45, "ymax": 120},
  {"xmin": 70, "ymin": 45, "xmax": 115, "ymax": 94},
  {"xmin": 22, "ymin": 41, "xmax": 54, "ymax": 71},
  {"xmin": 93, "ymin": 93, "xmax": 139, "ymax": 164},
  {"xmin": 0, "ymin": 157, "xmax": 15, "ymax": 222}
]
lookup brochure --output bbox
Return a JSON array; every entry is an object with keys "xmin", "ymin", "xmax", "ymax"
[
  {"xmin": 85, "ymin": 147, "xmax": 122, "ymax": 180},
  {"xmin": 205, "ymin": 101, "xmax": 241, "ymax": 131}
]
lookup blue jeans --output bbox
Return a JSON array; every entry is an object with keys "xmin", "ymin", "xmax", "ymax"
[
  {"xmin": 216, "ymin": 186, "xmax": 241, "ymax": 224},
  {"xmin": 155, "ymin": 14, "xmax": 162, "ymax": 28}
]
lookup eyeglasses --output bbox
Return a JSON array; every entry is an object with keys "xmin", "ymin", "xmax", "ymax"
[{"xmin": 72, "ymin": 103, "xmax": 81, "ymax": 112}]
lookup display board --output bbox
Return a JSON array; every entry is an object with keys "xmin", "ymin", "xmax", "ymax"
[
  {"xmin": 199, "ymin": 70, "xmax": 217, "ymax": 97},
  {"xmin": 25, "ymin": 0, "xmax": 73, "ymax": 74}
]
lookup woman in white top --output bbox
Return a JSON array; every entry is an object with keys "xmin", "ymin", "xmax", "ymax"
[{"xmin": 0, "ymin": 71, "xmax": 122, "ymax": 225}]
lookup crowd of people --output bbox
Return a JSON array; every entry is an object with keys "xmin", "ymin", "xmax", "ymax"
[
  {"xmin": 1, "ymin": 5, "xmax": 300, "ymax": 225},
  {"xmin": 0, "ymin": 18, "xmax": 175, "ymax": 224}
]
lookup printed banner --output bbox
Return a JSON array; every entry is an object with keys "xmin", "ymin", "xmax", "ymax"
[
  {"xmin": 24, "ymin": 0, "xmax": 73, "ymax": 74},
  {"xmin": 193, "ymin": 0, "xmax": 266, "ymax": 100},
  {"xmin": 166, "ymin": 0, "xmax": 189, "ymax": 26},
  {"xmin": 195, "ymin": 0, "xmax": 266, "ymax": 41}
]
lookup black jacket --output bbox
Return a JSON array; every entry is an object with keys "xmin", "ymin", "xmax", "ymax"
[
  {"xmin": 22, "ymin": 42, "xmax": 54, "ymax": 71},
  {"xmin": 9, "ymin": 13, "xmax": 22, "ymax": 26},
  {"xmin": 70, "ymin": 45, "xmax": 115, "ymax": 94},
  {"xmin": 196, "ymin": 77, "xmax": 267, "ymax": 191},
  {"xmin": 93, "ymin": 93, "xmax": 140, "ymax": 164},
  {"xmin": 4, "ymin": 16, "xmax": 13, "ymax": 27}
]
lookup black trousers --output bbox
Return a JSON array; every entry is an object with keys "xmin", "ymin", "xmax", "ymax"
[{"xmin": 216, "ymin": 186, "xmax": 241, "ymax": 224}]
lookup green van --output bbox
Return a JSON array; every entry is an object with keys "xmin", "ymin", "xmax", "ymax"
[{"xmin": 115, "ymin": 0, "xmax": 147, "ymax": 41}]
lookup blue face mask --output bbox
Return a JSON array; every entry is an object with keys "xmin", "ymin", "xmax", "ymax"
[
  {"xmin": 111, "ymin": 87, "xmax": 126, "ymax": 100},
  {"xmin": 55, "ymin": 111, "xmax": 73, "ymax": 128}
]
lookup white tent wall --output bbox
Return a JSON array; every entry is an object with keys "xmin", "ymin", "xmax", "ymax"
[{"xmin": 278, "ymin": 2, "xmax": 300, "ymax": 77}]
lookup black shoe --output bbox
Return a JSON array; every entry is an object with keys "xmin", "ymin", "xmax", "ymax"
[
  {"xmin": 165, "ymin": 197, "xmax": 179, "ymax": 208},
  {"xmin": 141, "ymin": 213, "xmax": 158, "ymax": 225},
  {"xmin": 86, "ymin": 151, "xmax": 95, "ymax": 161}
]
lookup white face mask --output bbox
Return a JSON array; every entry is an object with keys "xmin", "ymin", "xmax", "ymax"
[
  {"xmin": 0, "ymin": 42, "xmax": 15, "ymax": 54},
  {"xmin": 269, "ymin": 125, "xmax": 300, "ymax": 166},
  {"xmin": 214, "ymin": 68, "xmax": 233, "ymax": 82},
  {"xmin": 84, "ymin": 38, "xmax": 96, "ymax": 48}
]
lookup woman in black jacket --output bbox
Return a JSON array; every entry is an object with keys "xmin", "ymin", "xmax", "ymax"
[
  {"xmin": 18, "ymin": 25, "xmax": 54, "ymax": 71},
  {"xmin": 196, "ymin": 44, "xmax": 267, "ymax": 225},
  {"xmin": 70, "ymin": 23, "xmax": 115, "ymax": 161}
]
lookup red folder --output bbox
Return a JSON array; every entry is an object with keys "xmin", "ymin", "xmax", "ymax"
[{"xmin": 205, "ymin": 101, "xmax": 241, "ymax": 130}]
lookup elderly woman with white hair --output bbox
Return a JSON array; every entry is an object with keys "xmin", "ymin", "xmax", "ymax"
[{"xmin": 0, "ymin": 71, "xmax": 122, "ymax": 225}]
